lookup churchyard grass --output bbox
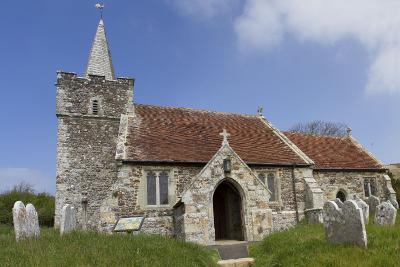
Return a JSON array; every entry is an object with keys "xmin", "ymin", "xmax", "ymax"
[
  {"xmin": 0, "ymin": 225, "xmax": 218, "ymax": 267},
  {"xmin": 250, "ymin": 217, "xmax": 400, "ymax": 267}
]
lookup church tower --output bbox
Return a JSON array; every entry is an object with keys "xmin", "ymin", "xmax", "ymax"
[{"xmin": 55, "ymin": 15, "xmax": 134, "ymax": 229}]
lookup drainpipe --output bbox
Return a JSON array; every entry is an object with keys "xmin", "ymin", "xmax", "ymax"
[{"xmin": 291, "ymin": 165, "xmax": 300, "ymax": 223}]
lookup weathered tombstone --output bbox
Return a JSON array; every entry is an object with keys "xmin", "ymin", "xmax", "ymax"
[
  {"xmin": 12, "ymin": 201, "xmax": 28, "ymax": 241},
  {"xmin": 353, "ymin": 195, "xmax": 369, "ymax": 224},
  {"xmin": 374, "ymin": 201, "xmax": 397, "ymax": 226},
  {"xmin": 12, "ymin": 201, "xmax": 40, "ymax": 241},
  {"xmin": 389, "ymin": 199, "xmax": 399, "ymax": 210},
  {"xmin": 26, "ymin": 204, "xmax": 40, "ymax": 237},
  {"xmin": 60, "ymin": 204, "xmax": 76, "ymax": 235},
  {"xmin": 367, "ymin": 195, "xmax": 380, "ymax": 216},
  {"xmin": 323, "ymin": 200, "xmax": 367, "ymax": 248},
  {"xmin": 333, "ymin": 198, "xmax": 344, "ymax": 209}
]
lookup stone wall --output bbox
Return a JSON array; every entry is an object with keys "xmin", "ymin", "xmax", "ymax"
[
  {"xmin": 181, "ymin": 144, "xmax": 273, "ymax": 245},
  {"xmin": 99, "ymin": 163, "xmax": 203, "ymax": 235},
  {"xmin": 313, "ymin": 171, "xmax": 388, "ymax": 202},
  {"xmin": 55, "ymin": 72, "xmax": 133, "ymax": 229}
]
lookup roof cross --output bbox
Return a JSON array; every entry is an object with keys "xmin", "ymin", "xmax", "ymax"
[{"xmin": 219, "ymin": 129, "xmax": 231, "ymax": 145}]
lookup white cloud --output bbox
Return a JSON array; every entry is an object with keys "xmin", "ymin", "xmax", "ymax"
[
  {"xmin": 234, "ymin": 0, "xmax": 400, "ymax": 93},
  {"xmin": 167, "ymin": 0, "xmax": 238, "ymax": 19},
  {"xmin": 0, "ymin": 168, "xmax": 54, "ymax": 194},
  {"xmin": 170, "ymin": 0, "xmax": 400, "ymax": 93}
]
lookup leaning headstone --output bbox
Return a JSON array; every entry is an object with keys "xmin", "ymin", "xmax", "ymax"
[
  {"xmin": 333, "ymin": 198, "xmax": 344, "ymax": 209},
  {"xmin": 12, "ymin": 201, "xmax": 28, "ymax": 241},
  {"xmin": 367, "ymin": 195, "xmax": 380, "ymax": 216},
  {"xmin": 374, "ymin": 201, "xmax": 397, "ymax": 226},
  {"xmin": 26, "ymin": 204, "xmax": 40, "ymax": 237},
  {"xmin": 323, "ymin": 200, "xmax": 367, "ymax": 248},
  {"xmin": 12, "ymin": 201, "xmax": 40, "ymax": 241},
  {"xmin": 353, "ymin": 195, "xmax": 369, "ymax": 224},
  {"xmin": 389, "ymin": 198, "xmax": 399, "ymax": 209},
  {"xmin": 60, "ymin": 204, "xmax": 76, "ymax": 235}
]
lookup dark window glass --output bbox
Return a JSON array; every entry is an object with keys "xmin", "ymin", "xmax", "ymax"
[
  {"xmin": 336, "ymin": 190, "xmax": 346, "ymax": 202},
  {"xmin": 370, "ymin": 178, "xmax": 377, "ymax": 196},
  {"xmin": 258, "ymin": 173, "xmax": 266, "ymax": 184},
  {"xmin": 267, "ymin": 173, "xmax": 276, "ymax": 201},
  {"xmin": 159, "ymin": 172, "xmax": 169, "ymax": 205},
  {"xmin": 147, "ymin": 172, "xmax": 157, "ymax": 205},
  {"xmin": 364, "ymin": 179, "xmax": 371, "ymax": 197}
]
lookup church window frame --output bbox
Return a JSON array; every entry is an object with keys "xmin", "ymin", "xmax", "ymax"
[
  {"xmin": 141, "ymin": 168, "xmax": 175, "ymax": 208},
  {"xmin": 363, "ymin": 177, "xmax": 377, "ymax": 197},
  {"xmin": 257, "ymin": 171, "xmax": 281, "ymax": 203}
]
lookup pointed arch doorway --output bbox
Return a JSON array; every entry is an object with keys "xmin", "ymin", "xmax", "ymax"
[{"xmin": 213, "ymin": 179, "xmax": 244, "ymax": 241}]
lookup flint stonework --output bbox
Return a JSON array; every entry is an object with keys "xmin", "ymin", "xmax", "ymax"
[
  {"xmin": 60, "ymin": 204, "xmax": 77, "ymax": 235},
  {"xmin": 368, "ymin": 196, "xmax": 380, "ymax": 216},
  {"xmin": 374, "ymin": 201, "xmax": 397, "ymax": 226},
  {"xmin": 323, "ymin": 200, "xmax": 367, "ymax": 248}
]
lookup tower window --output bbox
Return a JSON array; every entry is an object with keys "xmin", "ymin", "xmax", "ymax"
[{"xmin": 92, "ymin": 100, "xmax": 99, "ymax": 115}]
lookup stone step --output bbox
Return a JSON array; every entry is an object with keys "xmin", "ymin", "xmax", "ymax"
[
  {"xmin": 212, "ymin": 241, "xmax": 249, "ymax": 260},
  {"xmin": 218, "ymin": 258, "xmax": 255, "ymax": 267}
]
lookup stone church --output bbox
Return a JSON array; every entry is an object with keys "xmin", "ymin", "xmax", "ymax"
[{"xmin": 55, "ymin": 18, "xmax": 397, "ymax": 245}]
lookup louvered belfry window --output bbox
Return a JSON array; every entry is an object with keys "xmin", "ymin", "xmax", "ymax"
[
  {"xmin": 146, "ymin": 171, "xmax": 169, "ymax": 206},
  {"xmin": 92, "ymin": 100, "xmax": 99, "ymax": 115}
]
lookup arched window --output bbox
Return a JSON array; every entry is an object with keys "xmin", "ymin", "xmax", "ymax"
[
  {"xmin": 92, "ymin": 99, "xmax": 99, "ymax": 115},
  {"xmin": 336, "ymin": 190, "xmax": 346, "ymax": 202},
  {"xmin": 258, "ymin": 173, "xmax": 266, "ymax": 184}
]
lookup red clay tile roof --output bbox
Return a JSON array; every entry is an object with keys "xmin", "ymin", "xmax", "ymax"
[
  {"xmin": 283, "ymin": 132, "xmax": 383, "ymax": 170},
  {"xmin": 124, "ymin": 104, "xmax": 307, "ymax": 165}
]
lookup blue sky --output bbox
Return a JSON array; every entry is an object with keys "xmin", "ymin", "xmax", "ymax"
[{"xmin": 1, "ymin": 0, "xmax": 399, "ymax": 194}]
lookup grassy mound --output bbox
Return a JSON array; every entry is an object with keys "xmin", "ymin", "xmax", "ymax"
[
  {"xmin": 250, "ymin": 218, "xmax": 400, "ymax": 267},
  {"xmin": 0, "ymin": 225, "xmax": 217, "ymax": 267}
]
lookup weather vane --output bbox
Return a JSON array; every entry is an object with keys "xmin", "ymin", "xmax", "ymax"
[
  {"xmin": 95, "ymin": 3, "xmax": 105, "ymax": 19},
  {"xmin": 257, "ymin": 106, "xmax": 264, "ymax": 116}
]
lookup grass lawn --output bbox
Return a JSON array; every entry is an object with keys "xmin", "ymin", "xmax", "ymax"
[
  {"xmin": 250, "ymin": 218, "xmax": 400, "ymax": 267},
  {"xmin": 0, "ymin": 225, "xmax": 218, "ymax": 267}
]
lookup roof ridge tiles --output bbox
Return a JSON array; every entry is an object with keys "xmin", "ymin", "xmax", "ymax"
[{"xmin": 134, "ymin": 103, "xmax": 259, "ymax": 118}]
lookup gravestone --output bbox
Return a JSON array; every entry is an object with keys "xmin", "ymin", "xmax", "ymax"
[
  {"xmin": 60, "ymin": 204, "xmax": 76, "ymax": 235},
  {"xmin": 374, "ymin": 201, "xmax": 397, "ymax": 226},
  {"xmin": 12, "ymin": 201, "xmax": 40, "ymax": 241},
  {"xmin": 26, "ymin": 204, "xmax": 40, "ymax": 237},
  {"xmin": 333, "ymin": 198, "xmax": 343, "ymax": 209},
  {"xmin": 323, "ymin": 200, "xmax": 367, "ymax": 248},
  {"xmin": 12, "ymin": 201, "xmax": 28, "ymax": 241},
  {"xmin": 353, "ymin": 195, "xmax": 369, "ymax": 224},
  {"xmin": 389, "ymin": 199, "xmax": 399, "ymax": 209},
  {"xmin": 367, "ymin": 196, "xmax": 380, "ymax": 216}
]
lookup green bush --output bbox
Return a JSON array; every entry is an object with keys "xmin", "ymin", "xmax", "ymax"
[
  {"xmin": 388, "ymin": 172, "xmax": 400, "ymax": 204},
  {"xmin": 0, "ymin": 183, "xmax": 54, "ymax": 227}
]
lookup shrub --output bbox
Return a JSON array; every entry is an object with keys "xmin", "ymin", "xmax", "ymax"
[
  {"xmin": 388, "ymin": 172, "xmax": 400, "ymax": 204},
  {"xmin": 0, "ymin": 183, "xmax": 54, "ymax": 227}
]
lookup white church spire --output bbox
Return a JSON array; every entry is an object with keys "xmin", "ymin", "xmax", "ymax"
[{"xmin": 86, "ymin": 4, "xmax": 115, "ymax": 80}]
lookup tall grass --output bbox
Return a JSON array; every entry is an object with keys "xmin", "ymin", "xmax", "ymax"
[
  {"xmin": 0, "ymin": 226, "xmax": 218, "ymax": 267},
  {"xmin": 250, "ymin": 218, "xmax": 400, "ymax": 267}
]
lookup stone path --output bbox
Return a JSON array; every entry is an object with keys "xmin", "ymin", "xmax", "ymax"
[
  {"xmin": 214, "ymin": 241, "xmax": 249, "ymax": 260},
  {"xmin": 210, "ymin": 240, "xmax": 255, "ymax": 266}
]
